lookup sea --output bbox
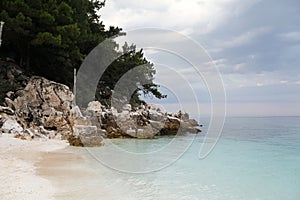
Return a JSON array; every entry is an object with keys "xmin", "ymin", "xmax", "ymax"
[{"xmin": 64, "ymin": 116, "xmax": 300, "ymax": 200}]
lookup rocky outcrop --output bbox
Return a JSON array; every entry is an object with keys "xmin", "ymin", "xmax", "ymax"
[
  {"xmin": 83, "ymin": 102, "xmax": 201, "ymax": 139},
  {"xmin": 0, "ymin": 75, "xmax": 201, "ymax": 145},
  {"xmin": 3, "ymin": 76, "xmax": 74, "ymax": 139},
  {"xmin": 68, "ymin": 125, "xmax": 104, "ymax": 147},
  {"xmin": 0, "ymin": 77, "xmax": 102, "ymax": 146}
]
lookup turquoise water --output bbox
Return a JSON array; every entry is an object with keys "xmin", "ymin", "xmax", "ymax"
[{"xmin": 79, "ymin": 117, "xmax": 300, "ymax": 200}]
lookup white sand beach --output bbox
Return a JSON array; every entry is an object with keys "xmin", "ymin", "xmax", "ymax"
[
  {"xmin": 0, "ymin": 134, "xmax": 68, "ymax": 200},
  {"xmin": 0, "ymin": 134, "xmax": 114, "ymax": 200}
]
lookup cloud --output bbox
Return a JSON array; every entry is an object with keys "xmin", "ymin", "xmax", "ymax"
[
  {"xmin": 212, "ymin": 27, "xmax": 270, "ymax": 52},
  {"xmin": 221, "ymin": 70, "xmax": 300, "ymax": 89},
  {"xmin": 256, "ymin": 82, "xmax": 264, "ymax": 87},
  {"xmin": 227, "ymin": 103, "xmax": 300, "ymax": 116},
  {"xmin": 280, "ymin": 31, "xmax": 300, "ymax": 41},
  {"xmin": 100, "ymin": 0, "xmax": 261, "ymax": 34},
  {"xmin": 99, "ymin": 0, "xmax": 300, "ymax": 116}
]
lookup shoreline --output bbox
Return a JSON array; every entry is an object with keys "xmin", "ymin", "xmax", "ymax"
[
  {"xmin": 0, "ymin": 134, "xmax": 114, "ymax": 200},
  {"xmin": 36, "ymin": 142, "xmax": 115, "ymax": 199},
  {"xmin": 0, "ymin": 134, "xmax": 68, "ymax": 200}
]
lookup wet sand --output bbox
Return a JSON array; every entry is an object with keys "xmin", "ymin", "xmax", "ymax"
[
  {"xmin": 0, "ymin": 134, "xmax": 68, "ymax": 200},
  {"xmin": 0, "ymin": 134, "xmax": 113, "ymax": 200},
  {"xmin": 36, "ymin": 144, "xmax": 114, "ymax": 199}
]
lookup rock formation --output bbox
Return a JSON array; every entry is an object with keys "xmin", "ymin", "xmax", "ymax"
[
  {"xmin": 4, "ymin": 76, "xmax": 74, "ymax": 137},
  {"xmin": 83, "ymin": 101, "xmax": 201, "ymax": 139},
  {"xmin": 0, "ymin": 76, "xmax": 102, "ymax": 146},
  {"xmin": 0, "ymin": 75, "xmax": 201, "ymax": 146}
]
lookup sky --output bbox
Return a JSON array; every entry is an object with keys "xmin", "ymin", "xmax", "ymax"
[{"xmin": 99, "ymin": 0, "xmax": 300, "ymax": 117}]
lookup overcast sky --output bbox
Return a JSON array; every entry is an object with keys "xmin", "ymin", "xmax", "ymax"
[{"xmin": 100, "ymin": 0, "xmax": 300, "ymax": 116}]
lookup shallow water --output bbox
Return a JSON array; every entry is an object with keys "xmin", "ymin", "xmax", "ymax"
[{"xmin": 67, "ymin": 117, "xmax": 300, "ymax": 199}]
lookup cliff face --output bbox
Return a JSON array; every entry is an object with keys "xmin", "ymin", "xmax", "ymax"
[{"xmin": 0, "ymin": 75, "xmax": 201, "ymax": 146}]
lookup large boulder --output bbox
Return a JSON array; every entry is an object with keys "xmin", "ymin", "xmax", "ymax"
[
  {"xmin": 125, "ymin": 124, "xmax": 155, "ymax": 139},
  {"xmin": 84, "ymin": 101, "xmax": 103, "ymax": 129},
  {"xmin": 4, "ymin": 76, "xmax": 75, "ymax": 139},
  {"xmin": 160, "ymin": 116, "xmax": 181, "ymax": 135},
  {"xmin": 149, "ymin": 120, "xmax": 165, "ymax": 132},
  {"xmin": 116, "ymin": 111, "xmax": 156, "ymax": 139},
  {"xmin": 0, "ymin": 118, "xmax": 23, "ymax": 134},
  {"xmin": 68, "ymin": 125, "xmax": 103, "ymax": 147}
]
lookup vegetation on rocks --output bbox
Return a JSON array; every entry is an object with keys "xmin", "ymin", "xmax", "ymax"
[{"xmin": 0, "ymin": 0, "xmax": 165, "ymax": 107}]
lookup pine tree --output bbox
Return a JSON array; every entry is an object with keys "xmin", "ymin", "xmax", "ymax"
[{"xmin": 0, "ymin": 0, "xmax": 166, "ymax": 107}]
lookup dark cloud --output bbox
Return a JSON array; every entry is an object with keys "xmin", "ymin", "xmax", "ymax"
[{"xmin": 201, "ymin": 0, "xmax": 300, "ymax": 74}]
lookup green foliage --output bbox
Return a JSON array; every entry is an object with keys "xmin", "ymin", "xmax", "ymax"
[
  {"xmin": 97, "ymin": 42, "xmax": 167, "ymax": 108},
  {"xmin": 0, "ymin": 0, "xmax": 109, "ymax": 84},
  {"xmin": 0, "ymin": 0, "xmax": 166, "ymax": 107}
]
